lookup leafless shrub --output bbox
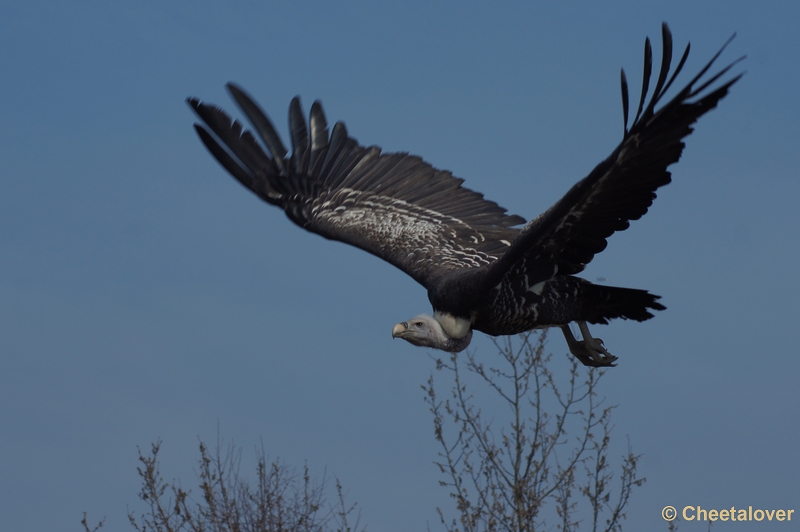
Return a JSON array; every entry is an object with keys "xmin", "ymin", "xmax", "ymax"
[
  {"xmin": 125, "ymin": 439, "xmax": 362, "ymax": 532},
  {"xmin": 424, "ymin": 331, "xmax": 645, "ymax": 532}
]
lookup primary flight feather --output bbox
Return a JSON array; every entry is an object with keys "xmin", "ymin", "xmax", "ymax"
[{"xmin": 188, "ymin": 24, "xmax": 742, "ymax": 366}]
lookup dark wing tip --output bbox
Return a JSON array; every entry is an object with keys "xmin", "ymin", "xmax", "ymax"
[
  {"xmin": 225, "ymin": 81, "xmax": 246, "ymax": 99},
  {"xmin": 620, "ymin": 69, "xmax": 630, "ymax": 134},
  {"xmin": 633, "ymin": 36, "xmax": 653, "ymax": 126},
  {"xmin": 624, "ymin": 23, "xmax": 743, "ymax": 137},
  {"xmin": 225, "ymin": 83, "xmax": 289, "ymax": 174},
  {"xmin": 289, "ymin": 96, "xmax": 309, "ymax": 173}
]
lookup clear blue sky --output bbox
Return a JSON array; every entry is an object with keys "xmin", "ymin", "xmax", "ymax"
[{"xmin": 1, "ymin": 2, "xmax": 798, "ymax": 530}]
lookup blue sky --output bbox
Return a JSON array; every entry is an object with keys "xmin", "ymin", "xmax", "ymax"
[{"xmin": 1, "ymin": 2, "xmax": 798, "ymax": 530}]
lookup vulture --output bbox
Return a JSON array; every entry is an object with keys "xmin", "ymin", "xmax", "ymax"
[{"xmin": 188, "ymin": 24, "xmax": 742, "ymax": 367}]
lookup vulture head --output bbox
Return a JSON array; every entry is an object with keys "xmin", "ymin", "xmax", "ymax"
[{"xmin": 392, "ymin": 314, "xmax": 473, "ymax": 353}]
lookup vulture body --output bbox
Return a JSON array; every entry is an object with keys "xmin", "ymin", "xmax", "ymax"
[{"xmin": 188, "ymin": 24, "xmax": 741, "ymax": 366}]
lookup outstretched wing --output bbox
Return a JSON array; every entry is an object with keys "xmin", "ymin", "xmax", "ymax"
[
  {"xmin": 188, "ymin": 86, "xmax": 525, "ymax": 288},
  {"xmin": 483, "ymin": 23, "xmax": 743, "ymax": 291}
]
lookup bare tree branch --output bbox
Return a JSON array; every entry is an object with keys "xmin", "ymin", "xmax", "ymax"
[{"xmin": 425, "ymin": 331, "xmax": 644, "ymax": 532}]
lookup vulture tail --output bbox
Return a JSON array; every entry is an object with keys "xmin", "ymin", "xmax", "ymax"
[{"xmin": 583, "ymin": 284, "xmax": 666, "ymax": 324}]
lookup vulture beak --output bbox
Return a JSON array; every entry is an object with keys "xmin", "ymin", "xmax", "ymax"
[{"xmin": 392, "ymin": 322, "xmax": 409, "ymax": 338}]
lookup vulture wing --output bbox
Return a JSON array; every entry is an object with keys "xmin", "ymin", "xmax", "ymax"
[
  {"xmin": 188, "ymin": 86, "xmax": 524, "ymax": 288},
  {"xmin": 483, "ymin": 23, "xmax": 743, "ymax": 291}
]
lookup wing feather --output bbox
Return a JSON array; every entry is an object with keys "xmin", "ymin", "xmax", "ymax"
[
  {"xmin": 227, "ymin": 83, "xmax": 288, "ymax": 175},
  {"xmin": 288, "ymin": 97, "xmax": 308, "ymax": 173},
  {"xmin": 633, "ymin": 36, "xmax": 653, "ymax": 126}
]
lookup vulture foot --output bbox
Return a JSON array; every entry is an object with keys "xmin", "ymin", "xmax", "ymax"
[{"xmin": 560, "ymin": 323, "xmax": 619, "ymax": 367}]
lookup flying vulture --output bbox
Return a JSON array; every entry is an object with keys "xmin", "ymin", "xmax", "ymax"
[{"xmin": 188, "ymin": 24, "xmax": 741, "ymax": 367}]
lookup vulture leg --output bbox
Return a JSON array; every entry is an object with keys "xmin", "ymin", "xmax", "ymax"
[{"xmin": 560, "ymin": 323, "xmax": 619, "ymax": 367}]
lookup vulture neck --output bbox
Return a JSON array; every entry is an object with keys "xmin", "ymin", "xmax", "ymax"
[{"xmin": 434, "ymin": 311, "xmax": 474, "ymax": 353}]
